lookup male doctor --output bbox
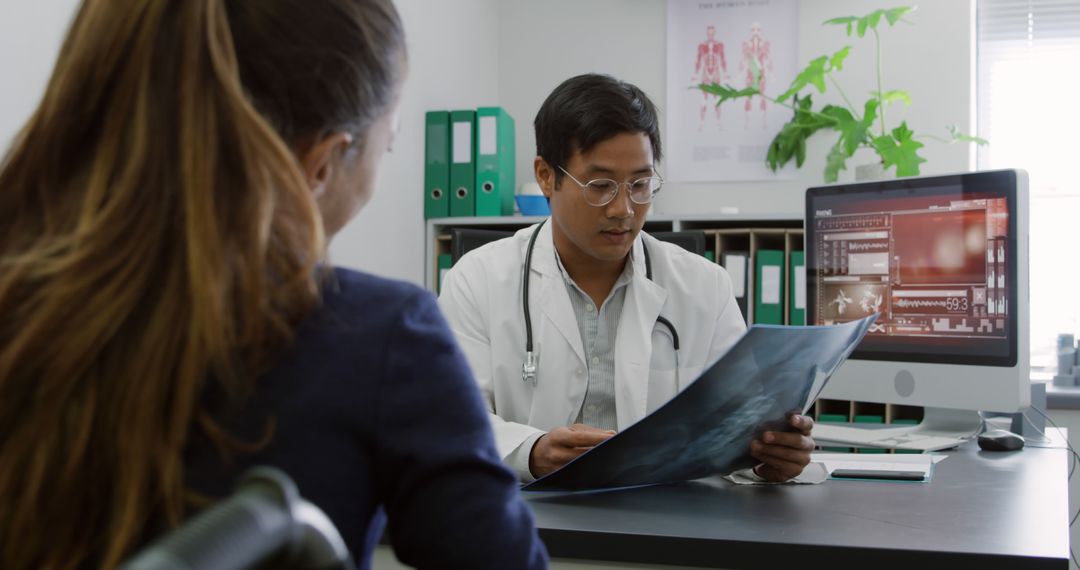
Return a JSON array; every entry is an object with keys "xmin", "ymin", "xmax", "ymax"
[{"xmin": 439, "ymin": 74, "xmax": 815, "ymax": 482}]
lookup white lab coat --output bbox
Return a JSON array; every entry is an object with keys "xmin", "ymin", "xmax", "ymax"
[{"xmin": 438, "ymin": 221, "xmax": 746, "ymax": 478}]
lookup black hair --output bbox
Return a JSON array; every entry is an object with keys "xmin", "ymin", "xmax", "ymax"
[{"xmin": 534, "ymin": 73, "xmax": 662, "ymax": 185}]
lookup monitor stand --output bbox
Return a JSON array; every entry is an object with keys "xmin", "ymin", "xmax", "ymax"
[
  {"xmin": 907, "ymin": 407, "xmax": 984, "ymax": 439},
  {"xmin": 813, "ymin": 407, "xmax": 983, "ymax": 451}
]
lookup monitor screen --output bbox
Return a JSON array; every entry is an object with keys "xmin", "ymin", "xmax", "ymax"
[{"xmin": 806, "ymin": 172, "xmax": 1018, "ymax": 367}]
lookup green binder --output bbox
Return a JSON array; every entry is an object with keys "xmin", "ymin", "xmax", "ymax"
[
  {"xmin": 754, "ymin": 250, "xmax": 784, "ymax": 324},
  {"xmin": 436, "ymin": 253, "xmax": 452, "ymax": 294},
  {"xmin": 449, "ymin": 110, "xmax": 476, "ymax": 217},
  {"xmin": 423, "ymin": 111, "xmax": 450, "ymax": 219},
  {"xmin": 474, "ymin": 107, "xmax": 515, "ymax": 216},
  {"xmin": 789, "ymin": 250, "xmax": 806, "ymax": 325},
  {"xmin": 854, "ymin": 414, "xmax": 887, "ymax": 454}
]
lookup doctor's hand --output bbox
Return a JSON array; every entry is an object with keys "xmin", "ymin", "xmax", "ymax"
[
  {"xmin": 529, "ymin": 424, "xmax": 615, "ymax": 478},
  {"xmin": 749, "ymin": 414, "xmax": 815, "ymax": 482}
]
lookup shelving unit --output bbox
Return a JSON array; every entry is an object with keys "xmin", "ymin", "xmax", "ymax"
[{"xmin": 425, "ymin": 213, "xmax": 923, "ymax": 446}]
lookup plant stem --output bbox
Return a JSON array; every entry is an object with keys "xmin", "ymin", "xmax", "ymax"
[
  {"xmin": 828, "ymin": 75, "xmax": 861, "ymax": 119},
  {"xmin": 758, "ymin": 92, "xmax": 843, "ymax": 125},
  {"xmin": 874, "ymin": 27, "xmax": 886, "ymax": 137}
]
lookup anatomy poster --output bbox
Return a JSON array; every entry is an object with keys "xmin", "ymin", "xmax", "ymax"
[{"xmin": 666, "ymin": 0, "xmax": 799, "ymax": 181}]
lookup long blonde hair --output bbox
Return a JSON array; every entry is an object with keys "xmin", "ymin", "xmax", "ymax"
[{"xmin": 0, "ymin": 0, "xmax": 405, "ymax": 567}]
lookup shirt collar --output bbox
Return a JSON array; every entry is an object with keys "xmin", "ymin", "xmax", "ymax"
[{"xmin": 552, "ymin": 246, "xmax": 636, "ymax": 296}]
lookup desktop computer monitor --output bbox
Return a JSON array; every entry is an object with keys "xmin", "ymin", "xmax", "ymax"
[{"xmin": 805, "ymin": 169, "xmax": 1029, "ymax": 437}]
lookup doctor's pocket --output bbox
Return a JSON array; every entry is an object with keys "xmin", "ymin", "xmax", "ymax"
[{"xmin": 647, "ymin": 329, "xmax": 681, "ymax": 413}]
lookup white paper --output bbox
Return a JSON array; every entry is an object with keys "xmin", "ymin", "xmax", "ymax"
[
  {"xmin": 666, "ymin": 0, "xmax": 799, "ymax": 181},
  {"xmin": 452, "ymin": 121, "xmax": 472, "ymax": 164},
  {"xmin": 724, "ymin": 462, "xmax": 828, "ymax": 485},
  {"xmin": 478, "ymin": 116, "xmax": 497, "ymax": 156},
  {"xmin": 794, "ymin": 265, "xmax": 806, "ymax": 309},
  {"xmin": 761, "ymin": 265, "xmax": 780, "ymax": 304},
  {"xmin": 724, "ymin": 254, "xmax": 746, "ymax": 298}
]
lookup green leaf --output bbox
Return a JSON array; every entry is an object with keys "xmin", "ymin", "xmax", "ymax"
[
  {"xmin": 824, "ymin": 140, "xmax": 850, "ymax": 183},
  {"xmin": 828, "ymin": 46, "xmax": 852, "ymax": 72},
  {"xmin": 777, "ymin": 56, "xmax": 828, "ymax": 102},
  {"xmin": 866, "ymin": 10, "xmax": 884, "ymax": 31},
  {"xmin": 872, "ymin": 89, "xmax": 912, "ymax": 106},
  {"xmin": 884, "ymin": 6, "xmax": 916, "ymax": 25},
  {"xmin": 749, "ymin": 53, "xmax": 762, "ymax": 88},
  {"xmin": 872, "ymin": 121, "xmax": 927, "ymax": 177},
  {"xmin": 821, "ymin": 104, "xmax": 872, "ymax": 158},
  {"xmin": 824, "ymin": 16, "xmax": 857, "ymax": 26},
  {"xmin": 858, "ymin": 99, "xmax": 880, "ymax": 152},
  {"xmin": 946, "ymin": 125, "xmax": 989, "ymax": 145},
  {"xmin": 824, "ymin": 16, "xmax": 857, "ymax": 36},
  {"xmin": 766, "ymin": 95, "xmax": 837, "ymax": 171},
  {"xmin": 863, "ymin": 98, "xmax": 880, "ymax": 126},
  {"xmin": 694, "ymin": 82, "xmax": 759, "ymax": 103},
  {"xmin": 856, "ymin": 16, "xmax": 869, "ymax": 37}
]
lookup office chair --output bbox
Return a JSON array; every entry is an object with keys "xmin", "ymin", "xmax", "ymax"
[
  {"xmin": 650, "ymin": 231, "xmax": 707, "ymax": 256},
  {"xmin": 121, "ymin": 467, "xmax": 354, "ymax": 570},
  {"xmin": 450, "ymin": 228, "xmax": 514, "ymax": 263}
]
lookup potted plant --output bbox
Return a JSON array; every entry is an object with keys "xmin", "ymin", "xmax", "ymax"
[{"xmin": 697, "ymin": 6, "xmax": 985, "ymax": 182}]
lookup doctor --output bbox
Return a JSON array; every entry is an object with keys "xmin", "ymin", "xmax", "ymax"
[{"xmin": 439, "ymin": 74, "xmax": 815, "ymax": 482}]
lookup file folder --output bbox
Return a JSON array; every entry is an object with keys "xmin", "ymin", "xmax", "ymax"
[
  {"xmin": 475, "ymin": 107, "xmax": 516, "ymax": 216},
  {"xmin": 854, "ymin": 414, "xmax": 887, "ymax": 454},
  {"xmin": 789, "ymin": 250, "xmax": 806, "ymax": 325},
  {"xmin": 423, "ymin": 111, "xmax": 450, "ymax": 219},
  {"xmin": 722, "ymin": 252, "xmax": 749, "ymax": 322},
  {"xmin": 754, "ymin": 250, "xmax": 784, "ymax": 324},
  {"xmin": 436, "ymin": 253, "xmax": 452, "ymax": 294},
  {"xmin": 449, "ymin": 110, "xmax": 476, "ymax": 217}
]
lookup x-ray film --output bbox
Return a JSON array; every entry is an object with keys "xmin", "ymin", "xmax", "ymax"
[{"xmin": 523, "ymin": 315, "xmax": 877, "ymax": 492}]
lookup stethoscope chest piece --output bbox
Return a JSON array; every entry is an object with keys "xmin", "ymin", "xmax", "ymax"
[{"xmin": 522, "ymin": 351, "xmax": 538, "ymax": 384}]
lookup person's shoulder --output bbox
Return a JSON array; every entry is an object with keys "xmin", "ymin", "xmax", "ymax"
[{"xmin": 321, "ymin": 267, "xmax": 435, "ymax": 325}]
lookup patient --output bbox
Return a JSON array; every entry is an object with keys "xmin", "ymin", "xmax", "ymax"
[{"xmin": 0, "ymin": 1, "xmax": 546, "ymax": 568}]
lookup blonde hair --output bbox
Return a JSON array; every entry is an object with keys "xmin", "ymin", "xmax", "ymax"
[{"xmin": 0, "ymin": 0, "xmax": 404, "ymax": 567}]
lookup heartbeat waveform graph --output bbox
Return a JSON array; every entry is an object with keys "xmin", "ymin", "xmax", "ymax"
[
  {"xmin": 846, "ymin": 242, "xmax": 888, "ymax": 252},
  {"xmin": 894, "ymin": 298, "xmax": 947, "ymax": 309}
]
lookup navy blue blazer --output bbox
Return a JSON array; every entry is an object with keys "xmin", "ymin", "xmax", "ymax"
[{"xmin": 185, "ymin": 268, "xmax": 547, "ymax": 569}]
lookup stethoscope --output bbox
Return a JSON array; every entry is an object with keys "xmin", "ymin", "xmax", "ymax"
[{"xmin": 521, "ymin": 219, "xmax": 680, "ymax": 384}]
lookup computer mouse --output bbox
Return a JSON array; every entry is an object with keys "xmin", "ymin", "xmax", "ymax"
[{"xmin": 977, "ymin": 429, "xmax": 1025, "ymax": 452}]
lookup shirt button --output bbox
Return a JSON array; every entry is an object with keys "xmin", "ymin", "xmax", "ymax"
[
  {"xmin": 591, "ymin": 356, "xmax": 600, "ymax": 366},
  {"xmin": 576, "ymin": 368, "xmax": 584, "ymax": 376},
  {"xmin": 586, "ymin": 304, "xmax": 596, "ymax": 313}
]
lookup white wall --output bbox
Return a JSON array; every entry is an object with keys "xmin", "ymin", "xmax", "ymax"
[
  {"xmin": 0, "ymin": 0, "xmax": 81, "ymax": 150},
  {"xmin": 497, "ymin": 0, "xmax": 976, "ymax": 218},
  {"xmin": 0, "ymin": 0, "xmax": 499, "ymax": 287},
  {"xmin": 327, "ymin": 0, "xmax": 501, "ymax": 283},
  {"xmin": 0, "ymin": 0, "xmax": 977, "ymax": 282}
]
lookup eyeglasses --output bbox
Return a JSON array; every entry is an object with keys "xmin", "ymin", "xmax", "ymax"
[{"xmin": 557, "ymin": 166, "xmax": 664, "ymax": 207}]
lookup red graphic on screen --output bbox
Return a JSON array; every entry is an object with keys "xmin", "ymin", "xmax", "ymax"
[
  {"xmin": 892, "ymin": 209, "xmax": 987, "ymax": 285},
  {"xmin": 811, "ymin": 195, "xmax": 1010, "ymax": 347}
]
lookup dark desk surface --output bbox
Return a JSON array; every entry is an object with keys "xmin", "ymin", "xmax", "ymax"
[{"xmin": 524, "ymin": 429, "xmax": 1071, "ymax": 569}]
